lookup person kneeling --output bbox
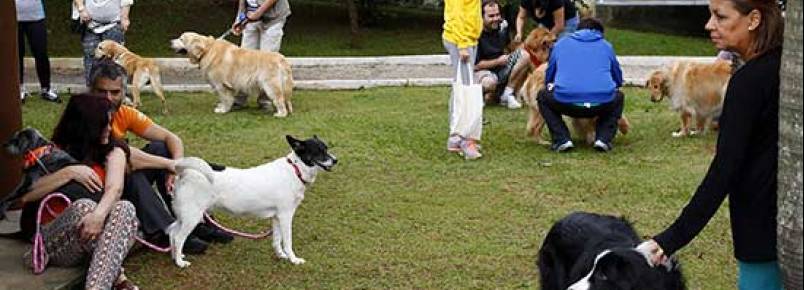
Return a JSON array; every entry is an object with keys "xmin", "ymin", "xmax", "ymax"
[{"xmin": 538, "ymin": 17, "xmax": 624, "ymax": 152}]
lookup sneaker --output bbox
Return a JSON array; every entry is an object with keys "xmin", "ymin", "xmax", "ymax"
[
  {"xmin": 40, "ymin": 88, "xmax": 62, "ymax": 103},
  {"xmin": 551, "ymin": 140, "xmax": 575, "ymax": 152},
  {"xmin": 193, "ymin": 222, "xmax": 234, "ymax": 244},
  {"xmin": 447, "ymin": 135, "xmax": 462, "ymax": 152},
  {"xmin": 151, "ymin": 233, "xmax": 208, "ymax": 255},
  {"xmin": 20, "ymin": 89, "xmax": 30, "ymax": 103},
  {"xmin": 503, "ymin": 93, "xmax": 522, "ymax": 109},
  {"xmin": 460, "ymin": 139, "xmax": 482, "ymax": 160},
  {"xmin": 593, "ymin": 140, "xmax": 612, "ymax": 152}
]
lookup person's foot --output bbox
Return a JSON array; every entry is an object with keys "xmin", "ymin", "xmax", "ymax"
[
  {"xmin": 460, "ymin": 139, "xmax": 482, "ymax": 160},
  {"xmin": 551, "ymin": 140, "xmax": 575, "ymax": 152},
  {"xmin": 502, "ymin": 92, "xmax": 521, "ymax": 109},
  {"xmin": 193, "ymin": 222, "xmax": 234, "ymax": 244},
  {"xmin": 447, "ymin": 135, "xmax": 462, "ymax": 153},
  {"xmin": 40, "ymin": 88, "xmax": 61, "ymax": 103},
  {"xmin": 20, "ymin": 89, "xmax": 30, "ymax": 103},
  {"xmin": 593, "ymin": 140, "xmax": 612, "ymax": 152},
  {"xmin": 258, "ymin": 102, "xmax": 273, "ymax": 113},
  {"xmin": 151, "ymin": 233, "xmax": 208, "ymax": 254}
]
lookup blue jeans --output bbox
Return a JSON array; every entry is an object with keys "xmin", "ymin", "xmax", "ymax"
[
  {"xmin": 81, "ymin": 25, "xmax": 125, "ymax": 85},
  {"xmin": 738, "ymin": 260, "xmax": 783, "ymax": 290}
]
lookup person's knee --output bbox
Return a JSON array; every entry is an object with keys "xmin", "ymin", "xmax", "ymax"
[
  {"xmin": 73, "ymin": 199, "xmax": 98, "ymax": 216},
  {"xmin": 143, "ymin": 141, "xmax": 170, "ymax": 159},
  {"xmin": 481, "ymin": 77, "xmax": 498, "ymax": 92}
]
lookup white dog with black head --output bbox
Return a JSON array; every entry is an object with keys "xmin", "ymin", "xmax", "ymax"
[{"xmin": 168, "ymin": 135, "xmax": 337, "ymax": 268}]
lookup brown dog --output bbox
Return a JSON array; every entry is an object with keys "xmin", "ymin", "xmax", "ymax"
[
  {"xmin": 646, "ymin": 60, "xmax": 730, "ymax": 137},
  {"xmin": 519, "ymin": 29, "xmax": 630, "ymax": 145},
  {"xmin": 95, "ymin": 40, "xmax": 168, "ymax": 114},
  {"xmin": 170, "ymin": 32, "xmax": 294, "ymax": 117}
]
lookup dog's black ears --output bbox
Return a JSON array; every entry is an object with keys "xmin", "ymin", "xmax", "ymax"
[{"xmin": 286, "ymin": 135, "xmax": 303, "ymax": 151}]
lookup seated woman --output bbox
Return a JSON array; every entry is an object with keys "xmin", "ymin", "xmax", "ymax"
[{"xmin": 17, "ymin": 93, "xmax": 172, "ymax": 290}]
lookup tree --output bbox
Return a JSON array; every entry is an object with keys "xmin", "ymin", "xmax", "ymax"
[
  {"xmin": 0, "ymin": 0, "xmax": 22, "ymax": 199},
  {"xmin": 345, "ymin": 0, "xmax": 361, "ymax": 48},
  {"xmin": 777, "ymin": 0, "xmax": 803, "ymax": 288}
]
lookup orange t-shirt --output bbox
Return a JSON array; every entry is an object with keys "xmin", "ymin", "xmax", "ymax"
[{"xmin": 111, "ymin": 105, "xmax": 153, "ymax": 140}]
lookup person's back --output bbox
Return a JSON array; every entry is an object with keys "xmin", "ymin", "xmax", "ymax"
[{"xmin": 547, "ymin": 29, "xmax": 622, "ymax": 105}]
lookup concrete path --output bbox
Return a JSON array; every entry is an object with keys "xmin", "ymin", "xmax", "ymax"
[
  {"xmin": 22, "ymin": 55, "xmax": 718, "ymax": 92},
  {"xmin": 0, "ymin": 210, "xmax": 84, "ymax": 290}
]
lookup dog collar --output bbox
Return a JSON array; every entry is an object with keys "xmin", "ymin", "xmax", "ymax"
[
  {"xmin": 286, "ymin": 158, "xmax": 308, "ymax": 185},
  {"xmin": 524, "ymin": 46, "xmax": 543, "ymax": 67},
  {"xmin": 23, "ymin": 145, "xmax": 54, "ymax": 170}
]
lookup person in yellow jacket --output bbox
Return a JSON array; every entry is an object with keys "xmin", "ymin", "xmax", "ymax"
[{"xmin": 443, "ymin": 0, "xmax": 483, "ymax": 160}]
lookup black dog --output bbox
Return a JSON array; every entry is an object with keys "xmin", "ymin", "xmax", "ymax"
[
  {"xmin": 537, "ymin": 212, "xmax": 686, "ymax": 290},
  {"xmin": 0, "ymin": 128, "xmax": 98, "ymax": 221}
]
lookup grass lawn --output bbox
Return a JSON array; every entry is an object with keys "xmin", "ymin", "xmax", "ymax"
[
  {"xmin": 32, "ymin": 0, "xmax": 716, "ymax": 57},
  {"xmin": 21, "ymin": 86, "xmax": 736, "ymax": 289}
]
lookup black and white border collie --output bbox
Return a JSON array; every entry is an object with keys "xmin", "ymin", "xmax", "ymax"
[{"xmin": 537, "ymin": 212, "xmax": 686, "ymax": 290}]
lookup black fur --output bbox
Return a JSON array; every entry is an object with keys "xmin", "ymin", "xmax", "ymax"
[
  {"xmin": 537, "ymin": 212, "xmax": 686, "ymax": 290},
  {"xmin": 285, "ymin": 135, "xmax": 337, "ymax": 171},
  {"xmin": 0, "ymin": 128, "xmax": 98, "ymax": 220}
]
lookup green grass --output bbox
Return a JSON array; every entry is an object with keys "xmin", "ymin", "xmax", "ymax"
[
  {"xmin": 21, "ymin": 87, "xmax": 736, "ymax": 289},
  {"xmin": 32, "ymin": 0, "xmax": 715, "ymax": 57}
]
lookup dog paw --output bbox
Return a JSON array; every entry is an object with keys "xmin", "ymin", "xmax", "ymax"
[
  {"xmin": 213, "ymin": 105, "xmax": 229, "ymax": 114},
  {"xmin": 273, "ymin": 111, "xmax": 288, "ymax": 118},
  {"xmin": 275, "ymin": 251, "xmax": 289, "ymax": 260},
  {"xmin": 289, "ymin": 257, "xmax": 306, "ymax": 265},
  {"xmin": 175, "ymin": 259, "xmax": 191, "ymax": 268},
  {"xmin": 671, "ymin": 131, "xmax": 686, "ymax": 138}
]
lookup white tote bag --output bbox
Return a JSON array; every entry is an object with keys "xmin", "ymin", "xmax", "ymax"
[{"xmin": 450, "ymin": 62, "xmax": 484, "ymax": 140}]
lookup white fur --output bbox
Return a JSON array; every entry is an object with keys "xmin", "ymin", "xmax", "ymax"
[{"xmin": 168, "ymin": 154, "xmax": 326, "ymax": 268}]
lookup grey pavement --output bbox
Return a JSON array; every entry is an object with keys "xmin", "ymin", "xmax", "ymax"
[{"xmin": 22, "ymin": 55, "xmax": 718, "ymax": 92}]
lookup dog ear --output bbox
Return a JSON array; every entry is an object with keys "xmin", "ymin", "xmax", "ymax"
[{"xmin": 286, "ymin": 135, "xmax": 303, "ymax": 151}]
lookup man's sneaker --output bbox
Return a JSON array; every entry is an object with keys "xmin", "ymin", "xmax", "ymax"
[
  {"xmin": 503, "ymin": 93, "xmax": 522, "ymax": 109},
  {"xmin": 551, "ymin": 140, "xmax": 575, "ymax": 152},
  {"xmin": 447, "ymin": 135, "xmax": 462, "ymax": 152},
  {"xmin": 593, "ymin": 140, "xmax": 612, "ymax": 152},
  {"xmin": 40, "ymin": 88, "xmax": 61, "ymax": 103},
  {"xmin": 460, "ymin": 139, "xmax": 482, "ymax": 160},
  {"xmin": 150, "ymin": 233, "xmax": 208, "ymax": 255},
  {"xmin": 193, "ymin": 222, "xmax": 234, "ymax": 244}
]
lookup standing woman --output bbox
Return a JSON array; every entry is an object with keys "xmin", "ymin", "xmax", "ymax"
[
  {"xmin": 18, "ymin": 94, "xmax": 160, "ymax": 289},
  {"xmin": 443, "ymin": 0, "xmax": 483, "ymax": 160},
  {"xmin": 16, "ymin": 0, "xmax": 60, "ymax": 103},
  {"xmin": 639, "ymin": 0, "xmax": 785, "ymax": 289}
]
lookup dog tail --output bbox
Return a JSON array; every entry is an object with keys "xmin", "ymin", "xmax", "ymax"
[{"xmin": 175, "ymin": 157, "xmax": 215, "ymax": 184}]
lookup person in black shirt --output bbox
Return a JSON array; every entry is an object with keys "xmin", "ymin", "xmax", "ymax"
[
  {"xmin": 514, "ymin": 0, "xmax": 579, "ymax": 42},
  {"xmin": 475, "ymin": 0, "xmax": 525, "ymax": 108},
  {"xmin": 638, "ymin": 0, "xmax": 785, "ymax": 289}
]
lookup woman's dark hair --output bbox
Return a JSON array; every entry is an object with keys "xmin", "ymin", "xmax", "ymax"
[
  {"xmin": 728, "ymin": 0, "xmax": 784, "ymax": 56},
  {"xmin": 52, "ymin": 93, "xmax": 129, "ymax": 165},
  {"xmin": 577, "ymin": 17, "xmax": 605, "ymax": 34}
]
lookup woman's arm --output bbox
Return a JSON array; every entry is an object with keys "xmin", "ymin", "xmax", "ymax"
[
  {"xmin": 550, "ymin": 8, "xmax": 565, "ymax": 35},
  {"xmin": 21, "ymin": 165, "xmax": 102, "ymax": 203},
  {"xmin": 515, "ymin": 7, "xmax": 527, "ymax": 42},
  {"xmin": 78, "ymin": 148, "xmax": 126, "ymax": 240}
]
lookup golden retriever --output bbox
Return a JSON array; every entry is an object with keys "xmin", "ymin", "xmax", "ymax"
[
  {"xmin": 519, "ymin": 28, "xmax": 630, "ymax": 145},
  {"xmin": 170, "ymin": 32, "xmax": 293, "ymax": 117},
  {"xmin": 95, "ymin": 40, "xmax": 168, "ymax": 114},
  {"xmin": 646, "ymin": 60, "xmax": 730, "ymax": 137}
]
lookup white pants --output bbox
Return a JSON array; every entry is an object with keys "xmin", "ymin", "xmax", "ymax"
[
  {"xmin": 235, "ymin": 18, "xmax": 286, "ymax": 107},
  {"xmin": 241, "ymin": 18, "xmax": 286, "ymax": 52}
]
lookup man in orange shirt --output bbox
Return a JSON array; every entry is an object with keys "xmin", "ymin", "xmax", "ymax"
[{"xmin": 87, "ymin": 59, "xmax": 232, "ymax": 252}]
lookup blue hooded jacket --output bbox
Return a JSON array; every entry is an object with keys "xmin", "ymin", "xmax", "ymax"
[{"xmin": 545, "ymin": 29, "xmax": 623, "ymax": 104}]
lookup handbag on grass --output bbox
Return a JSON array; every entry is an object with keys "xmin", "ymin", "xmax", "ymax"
[{"xmin": 450, "ymin": 61, "xmax": 484, "ymax": 140}]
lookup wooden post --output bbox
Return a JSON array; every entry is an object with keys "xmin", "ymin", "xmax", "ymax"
[{"xmin": 0, "ymin": 1, "xmax": 22, "ymax": 199}]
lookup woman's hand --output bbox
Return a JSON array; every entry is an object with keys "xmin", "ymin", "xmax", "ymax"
[
  {"xmin": 67, "ymin": 165, "xmax": 103, "ymax": 193},
  {"xmin": 459, "ymin": 48, "xmax": 470, "ymax": 63},
  {"xmin": 121, "ymin": 17, "xmax": 130, "ymax": 32},
  {"xmin": 79, "ymin": 210, "xmax": 106, "ymax": 241},
  {"xmin": 636, "ymin": 239, "xmax": 667, "ymax": 266}
]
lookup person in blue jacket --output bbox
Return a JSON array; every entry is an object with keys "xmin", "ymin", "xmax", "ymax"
[{"xmin": 537, "ymin": 17, "xmax": 624, "ymax": 152}]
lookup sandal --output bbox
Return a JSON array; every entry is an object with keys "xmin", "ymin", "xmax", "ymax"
[{"xmin": 114, "ymin": 269, "xmax": 139, "ymax": 290}]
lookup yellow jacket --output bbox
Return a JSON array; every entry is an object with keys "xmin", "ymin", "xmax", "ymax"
[{"xmin": 442, "ymin": 0, "xmax": 482, "ymax": 49}]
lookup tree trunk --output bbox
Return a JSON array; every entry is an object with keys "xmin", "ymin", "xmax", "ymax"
[
  {"xmin": 0, "ymin": 0, "xmax": 22, "ymax": 199},
  {"xmin": 778, "ymin": 0, "xmax": 803, "ymax": 288},
  {"xmin": 345, "ymin": 0, "xmax": 361, "ymax": 48}
]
